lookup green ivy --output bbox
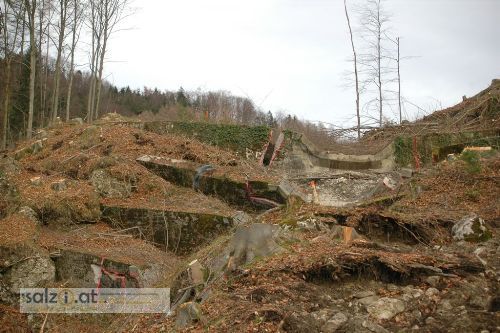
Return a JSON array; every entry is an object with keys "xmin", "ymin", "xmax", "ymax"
[
  {"xmin": 460, "ymin": 150, "xmax": 482, "ymax": 174},
  {"xmin": 146, "ymin": 121, "xmax": 271, "ymax": 152},
  {"xmin": 394, "ymin": 136, "xmax": 413, "ymax": 167}
]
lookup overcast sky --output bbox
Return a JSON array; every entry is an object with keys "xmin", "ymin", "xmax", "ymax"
[{"xmin": 97, "ymin": 0, "xmax": 500, "ymax": 126}]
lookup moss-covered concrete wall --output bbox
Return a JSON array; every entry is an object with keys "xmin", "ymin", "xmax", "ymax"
[
  {"xmin": 394, "ymin": 129, "xmax": 500, "ymax": 167},
  {"xmin": 101, "ymin": 205, "xmax": 233, "ymax": 254},
  {"xmin": 143, "ymin": 121, "xmax": 270, "ymax": 153},
  {"xmin": 137, "ymin": 158, "xmax": 285, "ymax": 209}
]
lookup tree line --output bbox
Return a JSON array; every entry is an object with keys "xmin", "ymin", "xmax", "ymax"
[
  {"xmin": 0, "ymin": 0, "xmax": 131, "ymax": 150},
  {"xmin": 0, "ymin": 0, "xmax": 347, "ymax": 151}
]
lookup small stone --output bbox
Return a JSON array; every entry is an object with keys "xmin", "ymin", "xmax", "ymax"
[
  {"xmin": 425, "ymin": 276, "xmax": 441, "ymax": 288},
  {"xmin": 232, "ymin": 211, "xmax": 252, "ymax": 226},
  {"xmin": 367, "ymin": 297, "xmax": 406, "ymax": 320},
  {"xmin": 34, "ymin": 129, "xmax": 48, "ymax": 139},
  {"xmin": 399, "ymin": 168, "xmax": 413, "ymax": 178},
  {"xmin": 425, "ymin": 288, "xmax": 439, "ymax": 297},
  {"xmin": 362, "ymin": 320, "xmax": 389, "ymax": 333},
  {"xmin": 311, "ymin": 309, "xmax": 334, "ymax": 322},
  {"xmin": 438, "ymin": 300, "xmax": 453, "ymax": 312},
  {"xmin": 358, "ymin": 295, "xmax": 380, "ymax": 306},
  {"xmin": 30, "ymin": 176, "xmax": 42, "ymax": 186},
  {"xmin": 70, "ymin": 117, "xmax": 84, "ymax": 125},
  {"xmin": 354, "ymin": 290, "xmax": 375, "ymax": 299},
  {"xmin": 387, "ymin": 284, "xmax": 399, "ymax": 292},
  {"xmin": 382, "ymin": 176, "xmax": 397, "ymax": 190},
  {"xmin": 137, "ymin": 155, "xmax": 152, "ymax": 162},
  {"xmin": 425, "ymin": 316, "xmax": 436, "ymax": 325},
  {"xmin": 411, "ymin": 310, "xmax": 422, "ymax": 320},
  {"xmin": 402, "ymin": 286, "xmax": 423, "ymax": 298},
  {"xmin": 321, "ymin": 312, "xmax": 348, "ymax": 333},
  {"xmin": 51, "ymin": 179, "xmax": 68, "ymax": 191}
]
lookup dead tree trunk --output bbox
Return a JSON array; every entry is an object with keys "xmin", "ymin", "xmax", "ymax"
[
  {"xmin": 359, "ymin": 0, "xmax": 390, "ymax": 128},
  {"xmin": 94, "ymin": 22, "xmax": 107, "ymax": 121},
  {"xmin": 397, "ymin": 37, "xmax": 401, "ymax": 124},
  {"xmin": 90, "ymin": 0, "xmax": 130, "ymax": 120},
  {"xmin": 65, "ymin": 0, "xmax": 81, "ymax": 122},
  {"xmin": 40, "ymin": 5, "xmax": 50, "ymax": 128},
  {"xmin": 86, "ymin": 0, "xmax": 102, "ymax": 123},
  {"xmin": 37, "ymin": 0, "xmax": 43, "ymax": 127},
  {"xmin": 51, "ymin": 0, "xmax": 69, "ymax": 123},
  {"xmin": 25, "ymin": 0, "xmax": 37, "ymax": 140},
  {"xmin": 344, "ymin": 0, "xmax": 361, "ymax": 139},
  {"xmin": 376, "ymin": 3, "xmax": 383, "ymax": 127}
]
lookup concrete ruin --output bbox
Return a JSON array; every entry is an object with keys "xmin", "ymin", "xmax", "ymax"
[
  {"xmin": 137, "ymin": 155, "xmax": 285, "ymax": 209},
  {"xmin": 101, "ymin": 204, "xmax": 247, "ymax": 254}
]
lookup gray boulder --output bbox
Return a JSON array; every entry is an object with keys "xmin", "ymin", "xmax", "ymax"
[
  {"xmin": 175, "ymin": 301, "xmax": 202, "ymax": 328},
  {"xmin": 90, "ymin": 169, "xmax": 131, "ymax": 199},
  {"xmin": 229, "ymin": 223, "xmax": 282, "ymax": 267},
  {"xmin": 321, "ymin": 312, "xmax": 348, "ymax": 332},
  {"xmin": 18, "ymin": 206, "xmax": 41, "ymax": 226},
  {"xmin": 452, "ymin": 214, "xmax": 492, "ymax": 242},
  {"xmin": 5, "ymin": 256, "xmax": 55, "ymax": 293},
  {"xmin": 79, "ymin": 125, "xmax": 102, "ymax": 149},
  {"xmin": 232, "ymin": 211, "xmax": 252, "ymax": 226},
  {"xmin": 0, "ymin": 157, "xmax": 20, "ymax": 174},
  {"xmin": 210, "ymin": 223, "xmax": 283, "ymax": 273},
  {"xmin": 367, "ymin": 297, "xmax": 405, "ymax": 320},
  {"xmin": 51, "ymin": 179, "xmax": 68, "ymax": 191},
  {"xmin": 399, "ymin": 168, "xmax": 413, "ymax": 178},
  {"xmin": 362, "ymin": 320, "xmax": 389, "ymax": 333},
  {"xmin": 70, "ymin": 118, "xmax": 84, "ymax": 125},
  {"xmin": 14, "ymin": 140, "xmax": 44, "ymax": 160}
]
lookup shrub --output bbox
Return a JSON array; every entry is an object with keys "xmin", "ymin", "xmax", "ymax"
[{"xmin": 460, "ymin": 150, "xmax": 481, "ymax": 174}]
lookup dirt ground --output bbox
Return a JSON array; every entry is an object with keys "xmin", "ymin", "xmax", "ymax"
[
  {"xmin": 113, "ymin": 151, "xmax": 499, "ymax": 333},
  {"xmin": 0, "ymin": 113, "xmax": 498, "ymax": 333}
]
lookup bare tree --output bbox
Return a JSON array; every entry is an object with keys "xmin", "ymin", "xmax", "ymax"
[
  {"xmin": 37, "ymin": 0, "xmax": 52, "ymax": 128},
  {"xmin": 93, "ymin": 0, "xmax": 131, "ymax": 121},
  {"xmin": 384, "ymin": 35, "xmax": 418, "ymax": 124},
  {"xmin": 344, "ymin": 0, "xmax": 361, "ymax": 139},
  {"xmin": 24, "ymin": 0, "xmax": 37, "ymax": 139},
  {"xmin": 358, "ymin": 0, "xmax": 391, "ymax": 127},
  {"xmin": 1, "ymin": 0, "xmax": 22, "ymax": 149},
  {"xmin": 396, "ymin": 36, "xmax": 401, "ymax": 124},
  {"xmin": 65, "ymin": 0, "xmax": 84, "ymax": 121},
  {"xmin": 50, "ymin": 0, "xmax": 69, "ymax": 123},
  {"xmin": 85, "ymin": 0, "xmax": 101, "ymax": 123},
  {"xmin": 85, "ymin": 0, "xmax": 131, "ymax": 123}
]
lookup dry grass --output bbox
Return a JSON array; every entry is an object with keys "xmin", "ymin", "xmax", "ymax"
[
  {"xmin": 38, "ymin": 223, "xmax": 180, "ymax": 267},
  {"xmin": 0, "ymin": 213, "xmax": 38, "ymax": 246}
]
